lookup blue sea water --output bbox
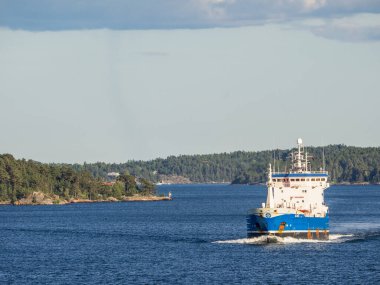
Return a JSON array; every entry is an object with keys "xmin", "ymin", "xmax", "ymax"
[{"xmin": 0, "ymin": 184, "xmax": 379, "ymax": 284}]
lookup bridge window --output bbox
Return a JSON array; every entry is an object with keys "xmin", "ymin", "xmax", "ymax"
[
  {"xmin": 291, "ymin": 179, "xmax": 295, "ymax": 181},
  {"xmin": 296, "ymin": 179, "xmax": 300, "ymax": 181},
  {"xmin": 316, "ymin": 178, "xmax": 320, "ymax": 181},
  {"xmin": 321, "ymin": 178, "xmax": 325, "ymax": 181},
  {"xmin": 273, "ymin": 179, "xmax": 277, "ymax": 182},
  {"xmin": 301, "ymin": 178, "xmax": 305, "ymax": 181},
  {"xmin": 311, "ymin": 178, "xmax": 315, "ymax": 181}
]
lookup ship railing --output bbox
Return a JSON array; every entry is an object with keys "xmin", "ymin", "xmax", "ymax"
[{"xmin": 272, "ymin": 170, "xmax": 328, "ymax": 175}]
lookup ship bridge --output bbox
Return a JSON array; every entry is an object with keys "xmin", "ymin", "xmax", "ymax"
[{"xmin": 271, "ymin": 172, "xmax": 329, "ymax": 189}]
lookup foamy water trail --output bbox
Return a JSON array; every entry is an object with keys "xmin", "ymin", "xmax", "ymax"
[
  {"xmin": 280, "ymin": 234, "xmax": 354, "ymax": 244},
  {"xmin": 213, "ymin": 234, "xmax": 355, "ymax": 245},
  {"xmin": 213, "ymin": 236, "xmax": 269, "ymax": 244}
]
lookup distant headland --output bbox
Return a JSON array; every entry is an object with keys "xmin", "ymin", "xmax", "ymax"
[
  {"xmin": 1, "ymin": 144, "xmax": 380, "ymax": 204},
  {"xmin": 69, "ymin": 144, "xmax": 380, "ymax": 185},
  {"xmin": 0, "ymin": 154, "xmax": 170, "ymax": 205}
]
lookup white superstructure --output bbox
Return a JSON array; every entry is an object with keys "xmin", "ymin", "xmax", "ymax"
[{"xmin": 264, "ymin": 138, "xmax": 329, "ymax": 218}]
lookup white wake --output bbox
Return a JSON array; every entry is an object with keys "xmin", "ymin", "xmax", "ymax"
[{"xmin": 213, "ymin": 234, "xmax": 354, "ymax": 245}]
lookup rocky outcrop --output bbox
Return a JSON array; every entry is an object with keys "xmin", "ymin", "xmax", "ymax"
[
  {"xmin": 14, "ymin": 191, "xmax": 64, "ymax": 205},
  {"xmin": 158, "ymin": 175, "xmax": 191, "ymax": 184},
  {"xmin": 122, "ymin": 195, "xmax": 172, "ymax": 201},
  {"xmin": 2, "ymin": 192, "xmax": 171, "ymax": 205},
  {"xmin": 106, "ymin": 196, "xmax": 119, "ymax": 202}
]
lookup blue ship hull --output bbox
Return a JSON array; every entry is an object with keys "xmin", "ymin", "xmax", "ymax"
[{"xmin": 247, "ymin": 213, "xmax": 329, "ymax": 240}]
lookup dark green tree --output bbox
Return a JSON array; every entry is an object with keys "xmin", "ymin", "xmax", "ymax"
[{"xmin": 139, "ymin": 178, "xmax": 156, "ymax": 195}]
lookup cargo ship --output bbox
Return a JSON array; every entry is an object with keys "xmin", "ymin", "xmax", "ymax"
[{"xmin": 247, "ymin": 138, "xmax": 329, "ymax": 240}]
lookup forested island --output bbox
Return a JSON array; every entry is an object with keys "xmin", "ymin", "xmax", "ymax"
[
  {"xmin": 1, "ymin": 144, "xmax": 380, "ymax": 204},
  {"xmin": 0, "ymin": 154, "xmax": 166, "ymax": 205},
  {"xmin": 69, "ymin": 144, "xmax": 380, "ymax": 185}
]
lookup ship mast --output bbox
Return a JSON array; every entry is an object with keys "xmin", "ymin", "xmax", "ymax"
[
  {"xmin": 266, "ymin": 164, "xmax": 274, "ymax": 208},
  {"xmin": 292, "ymin": 138, "xmax": 304, "ymax": 173}
]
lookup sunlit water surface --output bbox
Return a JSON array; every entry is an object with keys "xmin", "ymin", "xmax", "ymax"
[{"xmin": 0, "ymin": 185, "xmax": 379, "ymax": 284}]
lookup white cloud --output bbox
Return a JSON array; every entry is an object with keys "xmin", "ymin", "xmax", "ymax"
[
  {"xmin": 303, "ymin": 0, "xmax": 327, "ymax": 11},
  {"xmin": 195, "ymin": 0, "xmax": 236, "ymax": 20},
  {"xmin": 1, "ymin": 0, "xmax": 380, "ymax": 41},
  {"xmin": 299, "ymin": 13, "xmax": 380, "ymax": 42},
  {"xmin": 197, "ymin": 1, "xmax": 380, "ymax": 41}
]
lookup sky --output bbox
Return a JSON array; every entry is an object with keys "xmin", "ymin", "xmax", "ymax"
[{"xmin": 1, "ymin": 0, "xmax": 380, "ymax": 163}]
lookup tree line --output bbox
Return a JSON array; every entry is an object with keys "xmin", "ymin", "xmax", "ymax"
[
  {"xmin": 0, "ymin": 154, "xmax": 156, "ymax": 203},
  {"xmin": 1, "ymin": 144, "xmax": 380, "ymax": 202},
  {"xmin": 68, "ymin": 144, "xmax": 380, "ymax": 184}
]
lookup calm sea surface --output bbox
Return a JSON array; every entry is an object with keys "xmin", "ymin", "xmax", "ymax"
[{"xmin": 0, "ymin": 184, "xmax": 379, "ymax": 284}]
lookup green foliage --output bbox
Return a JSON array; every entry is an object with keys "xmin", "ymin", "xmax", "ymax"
[
  {"xmin": 115, "ymin": 173, "xmax": 156, "ymax": 196},
  {"xmin": 231, "ymin": 172, "xmax": 252, "ymax": 184},
  {"xmin": 0, "ymin": 154, "xmax": 156, "ymax": 202},
  {"xmin": 2, "ymin": 144, "xmax": 380, "ymax": 201},
  {"xmin": 139, "ymin": 178, "xmax": 156, "ymax": 195},
  {"xmin": 111, "ymin": 182, "xmax": 125, "ymax": 199},
  {"xmin": 67, "ymin": 145, "xmax": 380, "ymax": 184},
  {"xmin": 117, "ymin": 173, "xmax": 138, "ymax": 196}
]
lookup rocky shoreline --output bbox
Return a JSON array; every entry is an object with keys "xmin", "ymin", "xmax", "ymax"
[{"xmin": 0, "ymin": 191, "xmax": 172, "ymax": 206}]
